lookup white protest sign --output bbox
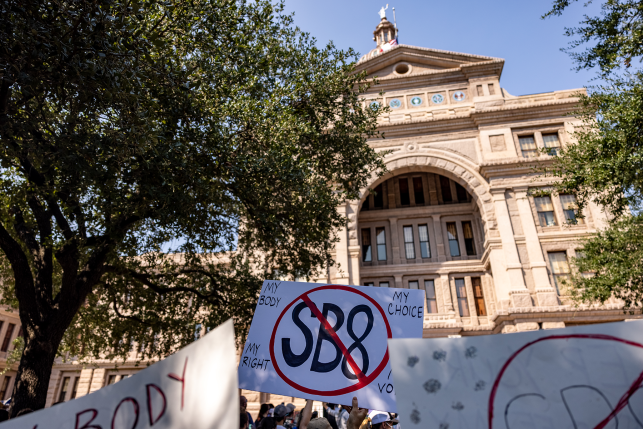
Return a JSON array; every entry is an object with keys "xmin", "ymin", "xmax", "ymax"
[
  {"xmin": 389, "ymin": 320, "xmax": 643, "ymax": 429},
  {"xmin": 1, "ymin": 319, "xmax": 238, "ymax": 429},
  {"xmin": 239, "ymin": 281, "xmax": 425, "ymax": 412}
]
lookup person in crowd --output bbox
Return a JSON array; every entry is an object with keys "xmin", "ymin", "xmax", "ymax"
[
  {"xmin": 273, "ymin": 404, "xmax": 290, "ymax": 429},
  {"xmin": 260, "ymin": 417, "xmax": 277, "ymax": 429},
  {"xmin": 367, "ymin": 412, "xmax": 398, "ymax": 429},
  {"xmin": 0, "ymin": 409, "xmax": 8, "ymax": 422},
  {"xmin": 309, "ymin": 397, "xmax": 367, "ymax": 429},
  {"xmin": 257, "ymin": 404, "xmax": 271, "ymax": 427},
  {"xmin": 240, "ymin": 396, "xmax": 255, "ymax": 429},
  {"xmin": 389, "ymin": 413, "xmax": 400, "ymax": 429},
  {"xmin": 325, "ymin": 404, "xmax": 339, "ymax": 429},
  {"xmin": 311, "ymin": 411, "xmax": 318, "ymax": 420},
  {"xmin": 241, "ymin": 412, "xmax": 250, "ymax": 429},
  {"xmin": 294, "ymin": 399, "xmax": 313, "ymax": 429},
  {"xmin": 268, "ymin": 403, "xmax": 276, "ymax": 417},
  {"xmin": 284, "ymin": 403, "xmax": 296, "ymax": 429},
  {"xmin": 336, "ymin": 405, "xmax": 350, "ymax": 429}
]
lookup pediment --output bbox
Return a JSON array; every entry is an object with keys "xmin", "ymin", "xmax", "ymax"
[{"xmin": 356, "ymin": 44, "xmax": 504, "ymax": 80}]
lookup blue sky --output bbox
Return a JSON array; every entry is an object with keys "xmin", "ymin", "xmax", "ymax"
[{"xmin": 283, "ymin": 0, "xmax": 603, "ymax": 96}]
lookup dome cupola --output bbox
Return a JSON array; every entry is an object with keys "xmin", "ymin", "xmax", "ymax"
[{"xmin": 373, "ymin": 5, "xmax": 397, "ymax": 48}]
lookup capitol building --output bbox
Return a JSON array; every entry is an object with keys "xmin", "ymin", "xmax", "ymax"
[{"xmin": 0, "ymin": 10, "xmax": 638, "ymax": 414}]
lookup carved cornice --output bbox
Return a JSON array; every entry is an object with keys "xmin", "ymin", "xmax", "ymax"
[{"xmin": 375, "ymin": 98, "xmax": 581, "ymax": 137}]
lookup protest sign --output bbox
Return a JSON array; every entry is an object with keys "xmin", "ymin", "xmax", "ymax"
[
  {"xmin": 389, "ymin": 320, "xmax": 643, "ymax": 429},
  {"xmin": 238, "ymin": 281, "xmax": 425, "ymax": 412},
  {"xmin": 1, "ymin": 319, "xmax": 238, "ymax": 429}
]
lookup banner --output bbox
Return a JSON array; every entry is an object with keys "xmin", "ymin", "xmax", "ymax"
[
  {"xmin": 239, "ymin": 281, "xmax": 425, "ymax": 412},
  {"xmin": 389, "ymin": 320, "xmax": 643, "ymax": 429},
  {"xmin": 2, "ymin": 319, "xmax": 238, "ymax": 429}
]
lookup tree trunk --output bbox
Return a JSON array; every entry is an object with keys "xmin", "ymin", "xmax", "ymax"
[{"xmin": 10, "ymin": 328, "xmax": 63, "ymax": 418}]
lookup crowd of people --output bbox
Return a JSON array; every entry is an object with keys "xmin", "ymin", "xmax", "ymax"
[{"xmin": 240, "ymin": 396, "xmax": 401, "ymax": 429}]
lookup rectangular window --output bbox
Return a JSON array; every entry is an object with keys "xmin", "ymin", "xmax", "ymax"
[
  {"xmin": 488, "ymin": 83, "xmax": 496, "ymax": 95},
  {"xmin": 472, "ymin": 277, "xmax": 487, "ymax": 316},
  {"xmin": 408, "ymin": 280, "xmax": 419, "ymax": 289},
  {"xmin": 70, "ymin": 377, "xmax": 80, "ymax": 399},
  {"xmin": 379, "ymin": 282, "xmax": 389, "ymax": 288},
  {"xmin": 364, "ymin": 282, "xmax": 375, "ymax": 287},
  {"xmin": 361, "ymin": 229, "xmax": 372, "ymax": 262},
  {"xmin": 462, "ymin": 221, "xmax": 476, "ymax": 256},
  {"xmin": 519, "ymin": 136, "xmax": 538, "ymax": 158},
  {"xmin": 399, "ymin": 178, "xmax": 410, "ymax": 206},
  {"xmin": 549, "ymin": 252, "xmax": 571, "ymax": 292},
  {"xmin": 373, "ymin": 184, "xmax": 384, "ymax": 209},
  {"xmin": 455, "ymin": 182, "xmax": 468, "ymax": 202},
  {"xmin": 0, "ymin": 376, "xmax": 10, "ymax": 400},
  {"xmin": 446, "ymin": 223, "xmax": 460, "ymax": 257},
  {"xmin": 425, "ymin": 280, "xmax": 438, "ymax": 314},
  {"xmin": 403, "ymin": 226, "xmax": 415, "ymax": 259},
  {"xmin": 455, "ymin": 279, "xmax": 470, "ymax": 317},
  {"xmin": 413, "ymin": 177, "xmax": 425, "ymax": 205},
  {"xmin": 376, "ymin": 227, "xmax": 387, "ymax": 261},
  {"xmin": 543, "ymin": 133, "xmax": 561, "ymax": 156},
  {"xmin": 560, "ymin": 194, "xmax": 584, "ymax": 225},
  {"xmin": 1, "ymin": 323, "xmax": 15, "ymax": 352},
  {"xmin": 439, "ymin": 176, "xmax": 453, "ymax": 203},
  {"xmin": 107, "ymin": 375, "xmax": 118, "ymax": 385},
  {"xmin": 476, "ymin": 85, "xmax": 483, "ymax": 96},
  {"xmin": 58, "ymin": 377, "xmax": 70, "ymax": 403},
  {"xmin": 534, "ymin": 196, "xmax": 557, "ymax": 227},
  {"xmin": 418, "ymin": 225, "xmax": 431, "ymax": 258}
]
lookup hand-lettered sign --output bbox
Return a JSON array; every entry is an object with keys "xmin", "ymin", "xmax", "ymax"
[
  {"xmin": 0, "ymin": 319, "xmax": 238, "ymax": 429},
  {"xmin": 389, "ymin": 320, "xmax": 643, "ymax": 429},
  {"xmin": 239, "ymin": 281, "xmax": 425, "ymax": 412}
]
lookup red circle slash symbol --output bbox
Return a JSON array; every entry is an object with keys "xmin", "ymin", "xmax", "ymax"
[{"xmin": 269, "ymin": 285, "xmax": 392, "ymax": 396}]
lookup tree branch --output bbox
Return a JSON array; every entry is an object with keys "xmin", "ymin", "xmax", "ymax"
[
  {"xmin": 105, "ymin": 265, "xmax": 221, "ymax": 303},
  {"xmin": 111, "ymin": 293, "xmax": 150, "ymax": 325},
  {"xmin": 0, "ymin": 220, "xmax": 39, "ymax": 323}
]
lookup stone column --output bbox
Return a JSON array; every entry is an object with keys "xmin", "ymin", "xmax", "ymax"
[
  {"xmin": 89, "ymin": 368, "xmax": 106, "ymax": 394},
  {"xmin": 431, "ymin": 215, "xmax": 447, "ymax": 262},
  {"xmin": 45, "ymin": 369, "xmax": 62, "ymax": 407},
  {"xmin": 333, "ymin": 203, "xmax": 350, "ymax": 284},
  {"xmin": 514, "ymin": 188, "xmax": 559, "ymax": 306},
  {"xmin": 75, "ymin": 368, "xmax": 94, "ymax": 399},
  {"xmin": 394, "ymin": 274, "xmax": 404, "ymax": 289},
  {"xmin": 347, "ymin": 203, "xmax": 361, "ymax": 285},
  {"xmin": 491, "ymin": 189, "xmax": 532, "ymax": 307},
  {"xmin": 348, "ymin": 246, "xmax": 361, "ymax": 286},
  {"xmin": 389, "ymin": 217, "xmax": 401, "ymax": 265},
  {"xmin": 440, "ymin": 274, "xmax": 455, "ymax": 314}
]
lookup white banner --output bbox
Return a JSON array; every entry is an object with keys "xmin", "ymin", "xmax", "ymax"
[
  {"xmin": 239, "ymin": 281, "xmax": 425, "ymax": 412},
  {"xmin": 2, "ymin": 319, "xmax": 238, "ymax": 429},
  {"xmin": 389, "ymin": 320, "xmax": 643, "ymax": 429}
]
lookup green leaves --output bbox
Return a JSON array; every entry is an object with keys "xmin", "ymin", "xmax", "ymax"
[
  {"xmin": 0, "ymin": 0, "xmax": 383, "ymax": 368},
  {"xmin": 543, "ymin": 0, "xmax": 643, "ymax": 308},
  {"xmin": 545, "ymin": 0, "xmax": 643, "ymax": 76}
]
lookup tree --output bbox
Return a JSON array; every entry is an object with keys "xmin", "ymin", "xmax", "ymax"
[
  {"xmin": 0, "ymin": 0, "xmax": 384, "ymax": 415},
  {"xmin": 543, "ymin": 0, "xmax": 643, "ymax": 307}
]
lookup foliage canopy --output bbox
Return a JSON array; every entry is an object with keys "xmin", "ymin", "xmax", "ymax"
[
  {"xmin": 544, "ymin": 0, "xmax": 643, "ymax": 308},
  {"xmin": 0, "ymin": 0, "xmax": 383, "ymax": 414}
]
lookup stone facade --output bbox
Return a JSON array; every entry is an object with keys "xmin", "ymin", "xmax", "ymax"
[
  {"xmin": 0, "ymin": 15, "xmax": 639, "ymax": 417},
  {"xmin": 318, "ymin": 16, "xmax": 640, "ymax": 340}
]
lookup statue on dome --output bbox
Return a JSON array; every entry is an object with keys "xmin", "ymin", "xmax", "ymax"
[{"xmin": 378, "ymin": 4, "xmax": 388, "ymax": 19}]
